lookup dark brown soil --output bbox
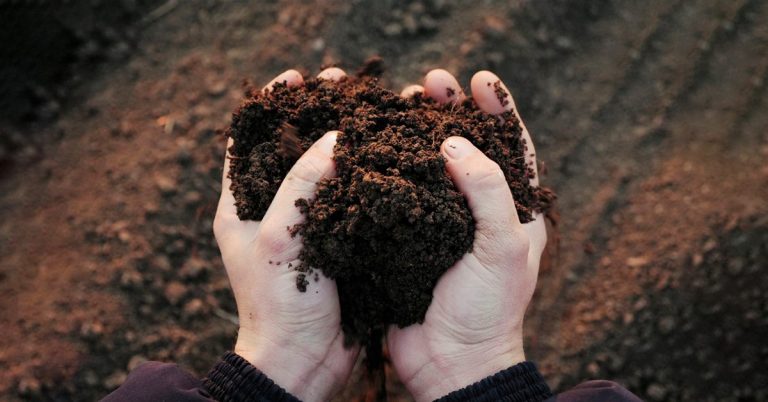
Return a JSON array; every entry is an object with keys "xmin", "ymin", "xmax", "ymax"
[{"xmin": 227, "ymin": 66, "xmax": 554, "ymax": 342}]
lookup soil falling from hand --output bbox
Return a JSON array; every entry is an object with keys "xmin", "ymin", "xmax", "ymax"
[{"xmin": 226, "ymin": 64, "xmax": 555, "ymax": 344}]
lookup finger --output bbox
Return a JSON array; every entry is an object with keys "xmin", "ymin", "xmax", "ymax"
[
  {"xmin": 441, "ymin": 136, "xmax": 529, "ymax": 270},
  {"xmin": 258, "ymin": 131, "xmax": 338, "ymax": 254},
  {"xmin": 471, "ymin": 70, "xmax": 538, "ymax": 187},
  {"xmin": 441, "ymin": 136, "xmax": 528, "ymax": 268},
  {"xmin": 222, "ymin": 68, "xmax": 303, "ymax": 223},
  {"xmin": 424, "ymin": 69, "xmax": 466, "ymax": 104},
  {"xmin": 263, "ymin": 69, "xmax": 304, "ymax": 93},
  {"xmin": 400, "ymin": 84, "xmax": 424, "ymax": 98},
  {"xmin": 442, "ymin": 136, "xmax": 521, "ymax": 226},
  {"xmin": 524, "ymin": 212, "xmax": 547, "ymax": 262},
  {"xmin": 317, "ymin": 67, "xmax": 347, "ymax": 81}
]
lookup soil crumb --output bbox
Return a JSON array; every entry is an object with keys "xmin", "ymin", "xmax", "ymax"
[{"xmin": 226, "ymin": 62, "xmax": 555, "ymax": 344}]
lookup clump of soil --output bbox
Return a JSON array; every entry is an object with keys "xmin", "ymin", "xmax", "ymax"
[{"xmin": 226, "ymin": 63, "xmax": 555, "ymax": 343}]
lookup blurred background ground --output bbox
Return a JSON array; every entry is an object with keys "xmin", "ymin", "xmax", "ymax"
[{"xmin": 1, "ymin": 0, "xmax": 767, "ymax": 401}]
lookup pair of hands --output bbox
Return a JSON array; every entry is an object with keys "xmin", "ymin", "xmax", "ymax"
[{"xmin": 213, "ymin": 67, "xmax": 547, "ymax": 402}]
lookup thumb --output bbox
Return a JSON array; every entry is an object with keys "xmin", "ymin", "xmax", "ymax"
[
  {"xmin": 441, "ymin": 136, "xmax": 527, "ymax": 267},
  {"xmin": 257, "ymin": 131, "xmax": 338, "ymax": 252}
]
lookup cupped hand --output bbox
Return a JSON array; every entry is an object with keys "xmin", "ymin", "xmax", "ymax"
[
  {"xmin": 387, "ymin": 69, "xmax": 548, "ymax": 402},
  {"xmin": 213, "ymin": 68, "xmax": 359, "ymax": 402}
]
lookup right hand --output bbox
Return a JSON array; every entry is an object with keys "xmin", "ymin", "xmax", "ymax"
[
  {"xmin": 214, "ymin": 67, "xmax": 359, "ymax": 402},
  {"xmin": 387, "ymin": 69, "xmax": 548, "ymax": 402}
]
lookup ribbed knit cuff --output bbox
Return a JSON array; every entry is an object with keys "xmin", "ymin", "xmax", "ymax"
[
  {"xmin": 433, "ymin": 361, "xmax": 553, "ymax": 402},
  {"xmin": 203, "ymin": 352, "xmax": 302, "ymax": 402}
]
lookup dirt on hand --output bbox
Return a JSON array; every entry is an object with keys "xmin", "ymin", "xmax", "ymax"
[{"xmin": 226, "ymin": 63, "xmax": 555, "ymax": 343}]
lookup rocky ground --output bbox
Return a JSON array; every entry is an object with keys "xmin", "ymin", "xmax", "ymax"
[{"xmin": 1, "ymin": 0, "xmax": 766, "ymax": 401}]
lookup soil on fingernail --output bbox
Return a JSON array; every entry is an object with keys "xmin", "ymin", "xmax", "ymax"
[
  {"xmin": 493, "ymin": 80, "xmax": 510, "ymax": 108},
  {"xmin": 226, "ymin": 59, "xmax": 555, "ymax": 344}
]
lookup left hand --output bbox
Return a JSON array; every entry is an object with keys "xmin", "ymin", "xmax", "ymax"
[
  {"xmin": 213, "ymin": 68, "xmax": 359, "ymax": 402},
  {"xmin": 388, "ymin": 69, "xmax": 548, "ymax": 401}
]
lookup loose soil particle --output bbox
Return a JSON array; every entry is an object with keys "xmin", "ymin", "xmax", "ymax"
[{"xmin": 227, "ymin": 64, "xmax": 555, "ymax": 343}]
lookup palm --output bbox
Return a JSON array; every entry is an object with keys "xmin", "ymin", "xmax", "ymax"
[{"xmin": 387, "ymin": 215, "xmax": 545, "ymax": 393}]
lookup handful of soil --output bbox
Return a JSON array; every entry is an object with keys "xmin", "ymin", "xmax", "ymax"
[{"xmin": 226, "ymin": 65, "xmax": 554, "ymax": 344}]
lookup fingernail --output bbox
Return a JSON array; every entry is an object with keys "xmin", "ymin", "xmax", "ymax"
[
  {"xmin": 317, "ymin": 131, "xmax": 338, "ymax": 155},
  {"xmin": 442, "ymin": 137, "xmax": 474, "ymax": 160}
]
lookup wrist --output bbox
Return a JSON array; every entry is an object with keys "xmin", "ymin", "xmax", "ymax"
[
  {"xmin": 235, "ymin": 328, "xmax": 340, "ymax": 402},
  {"xmin": 406, "ymin": 340, "xmax": 526, "ymax": 402}
]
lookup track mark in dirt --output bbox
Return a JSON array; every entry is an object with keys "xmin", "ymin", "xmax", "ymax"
[
  {"xmin": 525, "ymin": 0, "xmax": 685, "ymax": 366},
  {"xmin": 723, "ymin": 2, "xmax": 768, "ymax": 144},
  {"xmin": 589, "ymin": 0, "xmax": 687, "ymax": 121},
  {"xmin": 544, "ymin": 0, "xmax": 753, "ymax": 266},
  {"xmin": 670, "ymin": 0, "xmax": 762, "ymax": 107},
  {"xmin": 731, "ymin": 63, "xmax": 768, "ymax": 150},
  {"xmin": 531, "ymin": 0, "xmax": 682, "ymax": 155},
  {"xmin": 542, "ymin": 2, "xmax": 768, "ymax": 397},
  {"xmin": 635, "ymin": 0, "xmax": 764, "ymax": 151},
  {"xmin": 597, "ymin": 0, "xmax": 752, "ymax": 122},
  {"xmin": 556, "ymin": 0, "xmax": 750, "ymax": 181},
  {"xmin": 550, "ymin": 0, "xmax": 765, "ymax": 331},
  {"xmin": 659, "ymin": 0, "xmax": 768, "ymax": 147},
  {"xmin": 731, "ymin": 62, "xmax": 768, "ymax": 143},
  {"xmin": 524, "ymin": 0, "xmax": 680, "ymax": 294},
  {"xmin": 527, "ymin": 1, "xmax": 768, "ymax": 394},
  {"xmin": 532, "ymin": 0, "xmax": 750, "ymax": 330}
]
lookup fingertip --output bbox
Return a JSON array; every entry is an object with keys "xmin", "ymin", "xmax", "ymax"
[
  {"xmin": 315, "ymin": 130, "xmax": 339, "ymax": 155},
  {"xmin": 440, "ymin": 136, "xmax": 476, "ymax": 160},
  {"xmin": 263, "ymin": 69, "xmax": 304, "ymax": 92},
  {"xmin": 471, "ymin": 70, "xmax": 496, "ymax": 82},
  {"xmin": 424, "ymin": 69, "xmax": 465, "ymax": 104},
  {"xmin": 471, "ymin": 71, "xmax": 539, "ymax": 186},
  {"xmin": 317, "ymin": 67, "xmax": 347, "ymax": 81},
  {"xmin": 400, "ymin": 84, "xmax": 425, "ymax": 98},
  {"xmin": 440, "ymin": 136, "xmax": 519, "ymax": 226},
  {"xmin": 471, "ymin": 70, "xmax": 513, "ymax": 115}
]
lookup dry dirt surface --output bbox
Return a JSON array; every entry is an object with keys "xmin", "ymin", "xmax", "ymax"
[{"xmin": 1, "ymin": 1, "xmax": 766, "ymax": 401}]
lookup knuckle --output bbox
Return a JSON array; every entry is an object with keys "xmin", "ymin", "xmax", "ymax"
[
  {"xmin": 507, "ymin": 227, "xmax": 530, "ymax": 258},
  {"xmin": 472, "ymin": 160, "xmax": 506, "ymax": 188},
  {"xmin": 289, "ymin": 152, "xmax": 328, "ymax": 185},
  {"xmin": 475, "ymin": 221, "xmax": 529, "ymax": 264},
  {"xmin": 213, "ymin": 211, "xmax": 232, "ymax": 241},
  {"xmin": 256, "ymin": 221, "xmax": 292, "ymax": 254},
  {"xmin": 213, "ymin": 214, "xmax": 225, "ymax": 240}
]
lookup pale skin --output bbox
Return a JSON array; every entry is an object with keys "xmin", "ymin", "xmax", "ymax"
[{"xmin": 213, "ymin": 67, "xmax": 546, "ymax": 402}]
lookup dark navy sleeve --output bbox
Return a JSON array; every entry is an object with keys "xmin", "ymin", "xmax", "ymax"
[
  {"xmin": 434, "ymin": 362, "xmax": 553, "ymax": 402},
  {"xmin": 545, "ymin": 380, "xmax": 642, "ymax": 402},
  {"xmin": 101, "ymin": 361, "xmax": 213, "ymax": 401},
  {"xmin": 101, "ymin": 352, "xmax": 301, "ymax": 402},
  {"xmin": 204, "ymin": 352, "xmax": 301, "ymax": 402},
  {"xmin": 102, "ymin": 353, "xmax": 640, "ymax": 402},
  {"xmin": 433, "ymin": 362, "xmax": 641, "ymax": 402}
]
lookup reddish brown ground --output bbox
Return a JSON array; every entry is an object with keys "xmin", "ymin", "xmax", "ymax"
[{"xmin": 1, "ymin": 1, "xmax": 766, "ymax": 401}]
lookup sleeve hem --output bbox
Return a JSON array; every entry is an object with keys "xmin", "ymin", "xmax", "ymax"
[
  {"xmin": 433, "ymin": 361, "xmax": 553, "ymax": 402},
  {"xmin": 203, "ymin": 352, "xmax": 302, "ymax": 402}
]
